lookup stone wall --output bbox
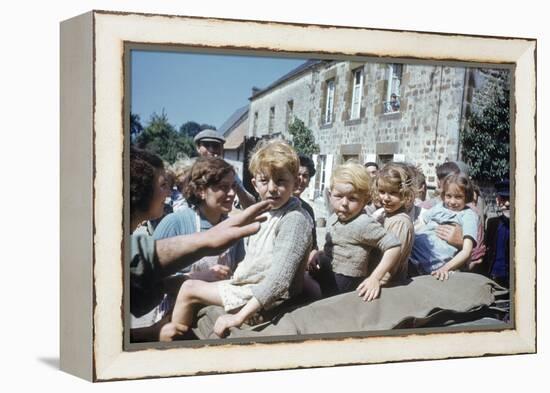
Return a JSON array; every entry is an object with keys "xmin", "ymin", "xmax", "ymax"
[{"xmin": 249, "ymin": 60, "xmax": 471, "ymax": 187}]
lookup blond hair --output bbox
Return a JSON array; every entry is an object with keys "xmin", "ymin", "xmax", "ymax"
[
  {"xmin": 330, "ymin": 161, "xmax": 372, "ymax": 204},
  {"xmin": 249, "ymin": 139, "xmax": 299, "ymax": 177},
  {"xmin": 374, "ymin": 163, "xmax": 417, "ymax": 210},
  {"xmin": 168, "ymin": 156, "xmax": 196, "ymax": 192}
]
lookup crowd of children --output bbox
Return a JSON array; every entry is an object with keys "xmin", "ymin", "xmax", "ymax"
[{"xmin": 131, "ymin": 137, "xmax": 511, "ymax": 342}]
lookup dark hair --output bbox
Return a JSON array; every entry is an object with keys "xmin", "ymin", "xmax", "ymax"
[
  {"xmin": 414, "ymin": 168, "xmax": 426, "ymax": 188},
  {"xmin": 440, "ymin": 173, "xmax": 475, "ymax": 204},
  {"xmin": 436, "ymin": 161, "xmax": 460, "ymax": 181},
  {"xmin": 130, "ymin": 147, "xmax": 164, "ymax": 214},
  {"xmin": 364, "ymin": 161, "xmax": 379, "ymax": 169},
  {"xmin": 184, "ymin": 157, "xmax": 236, "ymax": 207},
  {"xmin": 298, "ymin": 154, "xmax": 316, "ymax": 177}
]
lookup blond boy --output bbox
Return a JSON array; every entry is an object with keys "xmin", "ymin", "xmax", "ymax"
[{"xmin": 162, "ymin": 140, "xmax": 312, "ymax": 340}]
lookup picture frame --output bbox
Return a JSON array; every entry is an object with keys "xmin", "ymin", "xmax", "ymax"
[{"xmin": 60, "ymin": 10, "xmax": 536, "ymax": 381}]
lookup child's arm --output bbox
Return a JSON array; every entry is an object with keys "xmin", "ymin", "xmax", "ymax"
[
  {"xmin": 357, "ymin": 246, "xmax": 401, "ymax": 301},
  {"xmin": 213, "ymin": 297, "xmax": 262, "ymax": 337},
  {"xmin": 432, "ymin": 238, "xmax": 474, "ymax": 280},
  {"xmin": 307, "ymin": 249, "xmax": 323, "ymax": 271}
]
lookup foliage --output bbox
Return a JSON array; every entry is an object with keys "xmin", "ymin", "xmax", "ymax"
[
  {"xmin": 130, "ymin": 113, "xmax": 144, "ymax": 139},
  {"xmin": 179, "ymin": 121, "xmax": 217, "ymax": 138},
  {"xmin": 460, "ymin": 70, "xmax": 510, "ymax": 182},
  {"xmin": 288, "ymin": 117, "xmax": 320, "ymax": 156},
  {"xmin": 134, "ymin": 110, "xmax": 196, "ymax": 163}
]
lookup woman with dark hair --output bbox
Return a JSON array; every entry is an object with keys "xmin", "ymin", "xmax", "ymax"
[
  {"xmin": 154, "ymin": 157, "xmax": 245, "ymax": 282},
  {"xmin": 130, "ymin": 147, "xmax": 170, "ymax": 232},
  {"xmin": 129, "ymin": 149, "xmax": 270, "ymax": 341}
]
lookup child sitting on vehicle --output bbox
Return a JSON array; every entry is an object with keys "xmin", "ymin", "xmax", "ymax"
[
  {"xmin": 370, "ymin": 163, "xmax": 416, "ymax": 285},
  {"xmin": 410, "ymin": 173, "xmax": 479, "ymax": 280},
  {"xmin": 162, "ymin": 139, "xmax": 312, "ymax": 340},
  {"xmin": 308, "ymin": 161, "xmax": 401, "ymax": 301}
]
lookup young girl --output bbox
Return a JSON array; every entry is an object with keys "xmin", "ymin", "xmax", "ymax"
[
  {"xmin": 371, "ymin": 163, "xmax": 416, "ymax": 285},
  {"xmin": 308, "ymin": 161, "xmax": 401, "ymax": 301},
  {"xmin": 161, "ymin": 139, "xmax": 313, "ymax": 340},
  {"xmin": 410, "ymin": 173, "xmax": 479, "ymax": 280}
]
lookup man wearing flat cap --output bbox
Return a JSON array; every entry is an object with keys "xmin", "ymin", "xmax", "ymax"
[
  {"xmin": 483, "ymin": 179, "xmax": 510, "ymax": 287},
  {"xmin": 194, "ymin": 129, "xmax": 256, "ymax": 208}
]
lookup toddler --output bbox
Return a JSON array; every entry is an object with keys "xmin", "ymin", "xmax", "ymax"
[{"xmin": 309, "ymin": 162, "xmax": 401, "ymax": 301}]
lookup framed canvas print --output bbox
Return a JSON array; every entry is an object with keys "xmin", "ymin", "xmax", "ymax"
[{"xmin": 60, "ymin": 10, "xmax": 536, "ymax": 381}]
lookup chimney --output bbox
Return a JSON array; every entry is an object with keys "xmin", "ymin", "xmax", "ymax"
[{"xmin": 251, "ymin": 86, "xmax": 262, "ymax": 96}]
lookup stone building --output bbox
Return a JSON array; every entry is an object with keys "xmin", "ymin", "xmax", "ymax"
[
  {"xmin": 217, "ymin": 58, "xmax": 509, "ymax": 220},
  {"xmin": 246, "ymin": 59, "xmax": 501, "ymax": 202},
  {"xmin": 220, "ymin": 105, "xmax": 249, "ymax": 178}
]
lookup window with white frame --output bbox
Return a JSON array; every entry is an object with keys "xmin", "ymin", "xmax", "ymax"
[
  {"xmin": 324, "ymin": 79, "xmax": 335, "ymax": 124},
  {"xmin": 286, "ymin": 100, "xmax": 294, "ymax": 129},
  {"xmin": 384, "ymin": 64, "xmax": 403, "ymax": 113},
  {"xmin": 350, "ymin": 68, "xmax": 363, "ymax": 119}
]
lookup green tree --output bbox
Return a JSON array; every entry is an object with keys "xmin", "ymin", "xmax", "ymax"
[
  {"xmin": 179, "ymin": 121, "xmax": 217, "ymax": 137},
  {"xmin": 130, "ymin": 113, "xmax": 144, "ymax": 139},
  {"xmin": 288, "ymin": 117, "xmax": 320, "ymax": 156},
  {"xmin": 135, "ymin": 110, "xmax": 196, "ymax": 163},
  {"xmin": 460, "ymin": 70, "xmax": 510, "ymax": 182}
]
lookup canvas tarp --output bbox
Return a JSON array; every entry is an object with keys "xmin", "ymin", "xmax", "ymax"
[{"xmin": 193, "ymin": 272, "xmax": 508, "ymax": 339}]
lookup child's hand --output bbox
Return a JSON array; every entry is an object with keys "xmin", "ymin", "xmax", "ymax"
[
  {"xmin": 356, "ymin": 276, "xmax": 381, "ymax": 302},
  {"xmin": 307, "ymin": 250, "xmax": 322, "ymax": 271},
  {"xmin": 159, "ymin": 321, "xmax": 189, "ymax": 342},
  {"xmin": 190, "ymin": 264, "xmax": 231, "ymax": 282},
  {"xmin": 214, "ymin": 314, "xmax": 244, "ymax": 338},
  {"xmin": 431, "ymin": 267, "xmax": 453, "ymax": 281}
]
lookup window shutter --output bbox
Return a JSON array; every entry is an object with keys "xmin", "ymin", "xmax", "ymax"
[
  {"xmin": 309, "ymin": 154, "xmax": 318, "ymax": 200},
  {"xmin": 325, "ymin": 154, "xmax": 334, "ymax": 188}
]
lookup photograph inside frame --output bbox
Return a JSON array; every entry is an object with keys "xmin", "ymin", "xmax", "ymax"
[{"xmin": 127, "ymin": 47, "xmax": 512, "ymax": 345}]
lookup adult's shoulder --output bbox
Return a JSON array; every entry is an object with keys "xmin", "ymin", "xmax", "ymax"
[
  {"xmin": 153, "ymin": 206, "xmax": 196, "ymax": 239},
  {"xmin": 299, "ymin": 198, "xmax": 315, "ymax": 216}
]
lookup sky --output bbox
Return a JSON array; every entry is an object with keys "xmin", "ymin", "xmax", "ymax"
[{"xmin": 131, "ymin": 50, "xmax": 307, "ymax": 131}]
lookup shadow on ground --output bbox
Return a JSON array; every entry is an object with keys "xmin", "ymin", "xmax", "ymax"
[{"xmin": 38, "ymin": 357, "xmax": 59, "ymax": 370}]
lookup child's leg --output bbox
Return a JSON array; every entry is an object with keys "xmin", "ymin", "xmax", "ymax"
[
  {"xmin": 303, "ymin": 272, "xmax": 322, "ymax": 300},
  {"xmin": 334, "ymin": 273, "xmax": 364, "ymax": 293},
  {"xmin": 171, "ymin": 279, "xmax": 224, "ymax": 329},
  {"xmin": 312, "ymin": 255, "xmax": 339, "ymax": 297}
]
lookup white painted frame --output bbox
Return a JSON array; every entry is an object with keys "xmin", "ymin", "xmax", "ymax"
[{"xmin": 60, "ymin": 10, "xmax": 536, "ymax": 381}]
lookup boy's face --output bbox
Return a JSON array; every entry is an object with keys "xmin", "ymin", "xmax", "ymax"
[
  {"xmin": 329, "ymin": 182, "xmax": 367, "ymax": 222},
  {"xmin": 252, "ymin": 168, "xmax": 296, "ymax": 210},
  {"xmin": 443, "ymin": 183, "xmax": 466, "ymax": 212}
]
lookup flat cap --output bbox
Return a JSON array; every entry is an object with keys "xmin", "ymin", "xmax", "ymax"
[
  {"xmin": 194, "ymin": 129, "xmax": 225, "ymax": 145},
  {"xmin": 495, "ymin": 179, "xmax": 510, "ymax": 198}
]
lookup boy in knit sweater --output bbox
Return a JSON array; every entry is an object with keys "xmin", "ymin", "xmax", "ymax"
[
  {"xmin": 161, "ymin": 140, "xmax": 312, "ymax": 340},
  {"xmin": 308, "ymin": 162, "xmax": 401, "ymax": 301}
]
